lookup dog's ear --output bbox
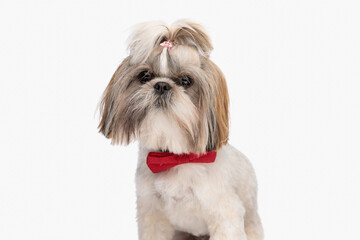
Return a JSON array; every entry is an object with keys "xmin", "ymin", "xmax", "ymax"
[
  {"xmin": 171, "ymin": 20, "xmax": 213, "ymax": 58},
  {"xmin": 206, "ymin": 60, "xmax": 230, "ymax": 151},
  {"xmin": 98, "ymin": 57, "xmax": 131, "ymax": 142}
]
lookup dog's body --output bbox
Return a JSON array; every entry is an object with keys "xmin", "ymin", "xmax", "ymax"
[
  {"xmin": 98, "ymin": 20, "xmax": 263, "ymax": 240},
  {"xmin": 136, "ymin": 144, "xmax": 263, "ymax": 240}
]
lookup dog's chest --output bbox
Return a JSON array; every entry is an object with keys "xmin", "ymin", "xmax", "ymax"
[{"xmin": 153, "ymin": 170, "xmax": 209, "ymax": 236}]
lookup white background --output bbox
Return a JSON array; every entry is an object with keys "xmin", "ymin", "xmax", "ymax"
[{"xmin": 1, "ymin": 0, "xmax": 359, "ymax": 239}]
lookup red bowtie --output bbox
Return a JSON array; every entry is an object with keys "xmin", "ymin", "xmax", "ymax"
[{"xmin": 146, "ymin": 151, "xmax": 217, "ymax": 173}]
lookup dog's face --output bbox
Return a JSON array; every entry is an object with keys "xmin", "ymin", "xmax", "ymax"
[{"xmin": 98, "ymin": 20, "xmax": 229, "ymax": 154}]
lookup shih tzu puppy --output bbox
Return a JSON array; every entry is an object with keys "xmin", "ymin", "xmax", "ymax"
[{"xmin": 98, "ymin": 20, "xmax": 264, "ymax": 240}]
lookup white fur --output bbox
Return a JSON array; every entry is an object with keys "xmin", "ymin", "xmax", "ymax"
[
  {"xmin": 159, "ymin": 47, "xmax": 169, "ymax": 75},
  {"xmin": 139, "ymin": 110, "xmax": 190, "ymax": 154},
  {"xmin": 127, "ymin": 21, "xmax": 169, "ymax": 64},
  {"xmin": 136, "ymin": 144, "xmax": 264, "ymax": 240}
]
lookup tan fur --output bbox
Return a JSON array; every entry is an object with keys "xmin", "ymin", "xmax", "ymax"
[
  {"xmin": 170, "ymin": 20, "xmax": 213, "ymax": 58},
  {"xmin": 98, "ymin": 57, "xmax": 131, "ymax": 138},
  {"xmin": 209, "ymin": 60, "xmax": 230, "ymax": 149}
]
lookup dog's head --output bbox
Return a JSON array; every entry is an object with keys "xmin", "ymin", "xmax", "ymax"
[{"xmin": 98, "ymin": 20, "xmax": 229, "ymax": 154}]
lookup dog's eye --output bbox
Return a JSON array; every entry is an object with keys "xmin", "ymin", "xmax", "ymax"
[
  {"xmin": 138, "ymin": 71, "xmax": 152, "ymax": 83},
  {"xmin": 180, "ymin": 76, "xmax": 192, "ymax": 87}
]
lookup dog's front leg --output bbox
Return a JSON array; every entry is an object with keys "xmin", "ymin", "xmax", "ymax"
[
  {"xmin": 136, "ymin": 186, "xmax": 174, "ymax": 240},
  {"xmin": 198, "ymin": 190, "xmax": 247, "ymax": 240},
  {"xmin": 137, "ymin": 208, "xmax": 174, "ymax": 240}
]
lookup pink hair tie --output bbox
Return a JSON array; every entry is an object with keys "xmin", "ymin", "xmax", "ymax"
[{"xmin": 160, "ymin": 40, "xmax": 174, "ymax": 51}]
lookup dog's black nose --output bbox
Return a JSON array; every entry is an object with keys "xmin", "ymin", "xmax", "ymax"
[{"xmin": 154, "ymin": 82, "xmax": 171, "ymax": 94}]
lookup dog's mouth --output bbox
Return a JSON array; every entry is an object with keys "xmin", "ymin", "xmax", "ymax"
[
  {"xmin": 158, "ymin": 148, "xmax": 169, "ymax": 153},
  {"xmin": 153, "ymin": 93, "xmax": 172, "ymax": 109}
]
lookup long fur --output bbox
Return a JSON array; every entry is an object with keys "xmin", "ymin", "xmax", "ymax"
[
  {"xmin": 99, "ymin": 20, "xmax": 229, "ymax": 152},
  {"xmin": 98, "ymin": 19, "xmax": 263, "ymax": 240}
]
